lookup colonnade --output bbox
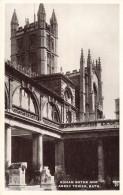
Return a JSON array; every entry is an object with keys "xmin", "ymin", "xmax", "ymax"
[{"xmin": 5, "ymin": 125, "xmax": 105, "ymax": 182}]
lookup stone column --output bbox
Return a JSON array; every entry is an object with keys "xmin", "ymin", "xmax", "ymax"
[
  {"xmin": 55, "ymin": 140, "xmax": 65, "ymax": 181},
  {"xmin": 37, "ymin": 134, "xmax": 43, "ymax": 171},
  {"xmin": 32, "ymin": 134, "xmax": 38, "ymax": 170},
  {"xmin": 98, "ymin": 139, "xmax": 104, "ymax": 182},
  {"xmin": 32, "ymin": 134, "xmax": 43, "ymax": 171},
  {"xmin": 5, "ymin": 125, "xmax": 12, "ymax": 168}
]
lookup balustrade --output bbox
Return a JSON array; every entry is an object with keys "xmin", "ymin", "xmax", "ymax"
[
  {"xmin": 43, "ymin": 117, "xmax": 60, "ymax": 128},
  {"xmin": 12, "ymin": 105, "xmax": 38, "ymax": 120},
  {"xmin": 5, "ymin": 61, "xmax": 40, "ymax": 78},
  {"xmin": 61, "ymin": 119, "xmax": 119, "ymax": 131}
]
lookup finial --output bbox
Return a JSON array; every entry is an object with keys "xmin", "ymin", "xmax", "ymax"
[
  {"xmin": 96, "ymin": 59, "xmax": 98, "ymax": 66},
  {"xmin": 38, "ymin": 3, "xmax": 45, "ymax": 14},
  {"xmin": 88, "ymin": 49, "xmax": 91, "ymax": 56},
  {"xmin": 11, "ymin": 9, "xmax": 19, "ymax": 25},
  {"xmin": 80, "ymin": 48, "xmax": 85, "ymax": 64},
  {"xmin": 60, "ymin": 66, "xmax": 63, "ymax": 73},
  {"xmin": 50, "ymin": 9, "xmax": 57, "ymax": 23},
  {"xmin": 25, "ymin": 18, "xmax": 29, "ymax": 26},
  {"xmin": 87, "ymin": 49, "xmax": 91, "ymax": 61},
  {"xmin": 98, "ymin": 57, "xmax": 101, "ymax": 65},
  {"xmin": 81, "ymin": 48, "xmax": 84, "ymax": 56},
  {"xmin": 34, "ymin": 4, "xmax": 36, "ymax": 25}
]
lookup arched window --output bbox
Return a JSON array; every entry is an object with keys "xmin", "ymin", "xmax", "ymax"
[
  {"xmin": 13, "ymin": 88, "xmax": 36, "ymax": 113},
  {"xmin": 43, "ymin": 102, "xmax": 60, "ymax": 123},
  {"xmin": 64, "ymin": 88, "xmax": 73, "ymax": 105},
  {"xmin": 67, "ymin": 110, "xmax": 72, "ymax": 123},
  {"xmin": 93, "ymin": 83, "xmax": 98, "ymax": 117},
  {"xmin": 5, "ymin": 92, "xmax": 8, "ymax": 109},
  {"xmin": 51, "ymin": 38, "xmax": 54, "ymax": 52}
]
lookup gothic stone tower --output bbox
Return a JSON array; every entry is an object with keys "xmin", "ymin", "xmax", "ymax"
[
  {"xmin": 66, "ymin": 49, "xmax": 103, "ymax": 122},
  {"xmin": 11, "ymin": 4, "xmax": 58, "ymax": 74}
]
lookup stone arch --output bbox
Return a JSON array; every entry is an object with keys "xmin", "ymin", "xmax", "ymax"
[
  {"xmin": 93, "ymin": 82, "xmax": 98, "ymax": 94},
  {"xmin": 64, "ymin": 86, "xmax": 73, "ymax": 105},
  {"xmin": 42, "ymin": 100, "xmax": 61, "ymax": 123},
  {"xmin": 93, "ymin": 82, "xmax": 98, "ymax": 117},
  {"xmin": 5, "ymin": 83, "xmax": 9, "ymax": 109},
  {"xmin": 12, "ymin": 86, "xmax": 39, "ymax": 116}
]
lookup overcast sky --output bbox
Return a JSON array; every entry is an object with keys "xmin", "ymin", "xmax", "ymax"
[{"xmin": 5, "ymin": 3, "xmax": 119, "ymax": 119}]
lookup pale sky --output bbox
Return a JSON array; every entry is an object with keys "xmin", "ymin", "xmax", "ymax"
[{"xmin": 5, "ymin": 3, "xmax": 119, "ymax": 119}]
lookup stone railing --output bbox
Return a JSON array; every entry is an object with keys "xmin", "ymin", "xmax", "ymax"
[
  {"xmin": 60, "ymin": 119, "xmax": 119, "ymax": 131},
  {"xmin": 5, "ymin": 60, "xmax": 40, "ymax": 78},
  {"xmin": 12, "ymin": 105, "xmax": 39, "ymax": 120},
  {"xmin": 43, "ymin": 117, "xmax": 60, "ymax": 128}
]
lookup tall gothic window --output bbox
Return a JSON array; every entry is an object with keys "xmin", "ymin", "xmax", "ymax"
[
  {"xmin": 17, "ymin": 38, "xmax": 23, "ymax": 51},
  {"xmin": 51, "ymin": 38, "xmax": 54, "ymax": 52},
  {"xmin": 46, "ymin": 35, "xmax": 50, "ymax": 50},
  {"xmin": 47, "ymin": 53, "xmax": 52, "ymax": 74},
  {"xmin": 5, "ymin": 92, "xmax": 7, "ymax": 109},
  {"xmin": 17, "ymin": 55, "xmax": 24, "ymax": 66},
  {"xmin": 28, "ymin": 52, "xmax": 36, "ymax": 72},
  {"xmin": 43, "ymin": 102, "xmax": 60, "ymax": 123},
  {"xmin": 28, "ymin": 34, "xmax": 36, "ymax": 49},
  {"xmin": 93, "ymin": 83, "xmax": 98, "ymax": 118},
  {"xmin": 51, "ymin": 55, "xmax": 54, "ymax": 73},
  {"xmin": 13, "ymin": 88, "xmax": 36, "ymax": 113},
  {"xmin": 64, "ymin": 88, "xmax": 73, "ymax": 105},
  {"xmin": 67, "ymin": 110, "xmax": 72, "ymax": 123}
]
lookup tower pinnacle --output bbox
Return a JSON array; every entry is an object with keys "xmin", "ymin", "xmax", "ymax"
[
  {"xmin": 50, "ymin": 9, "xmax": 57, "ymax": 24},
  {"xmin": 37, "ymin": 3, "xmax": 46, "ymax": 28},
  {"xmin": 98, "ymin": 57, "xmax": 101, "ymax": 65},
  {"xmin": 11, "ymin": 9, "xmax": 18, "ymax": 23},
  {"xmin": 80, "ymin": 49, "xmax": 85, "ymax": 121},
  {"xmin": 80, "ymin": 48, "xmax": 85, "ymax": 63},
  {"xmin": 87, "ymin": 49, "xmax": 92, "ymax": 67},
  {"xmin": 11, "ymin": 9, "xmax": 19, "ymax": 30},
  {"xmin": 88, "ymin": 49, "xmax": 91, "ymax": 59},
  {"xmin": 38, "ymin": 3, "xmax": 45, "ymax": 14}
]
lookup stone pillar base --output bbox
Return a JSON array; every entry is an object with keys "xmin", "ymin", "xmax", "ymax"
[
  {"xmin": 55, "ymin": 165, "xmax": 66, "ymax": 185},
  {"xmin": 8, "ymin": 163, "xmax": 27, "ymax": 187}
]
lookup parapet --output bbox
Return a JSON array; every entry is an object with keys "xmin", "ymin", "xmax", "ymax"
[
  {"xmin": 65, "ymin": 69, "xmax": 80, "ymax": 77},
  {"xmin": 5, "ymin": 60, "xmax": 40, "ymax": 78}
]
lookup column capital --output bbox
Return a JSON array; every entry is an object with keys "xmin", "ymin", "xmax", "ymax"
[{"xmin": 32, "ymin": 133, "xmax": 43, "ymax": 137}]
